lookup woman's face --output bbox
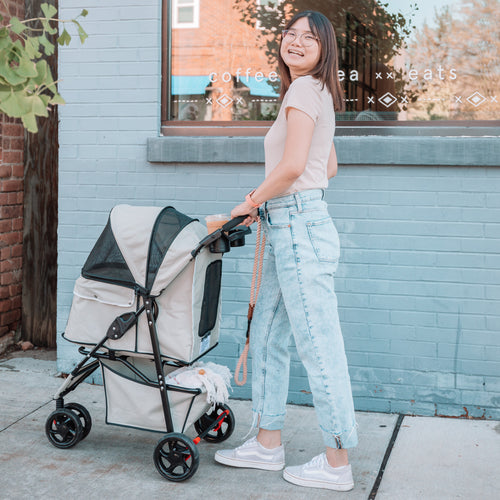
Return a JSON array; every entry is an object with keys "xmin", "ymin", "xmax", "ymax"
[{"xmin": 280, "ymin": 17, "xmax": 321, "ymax": 80}]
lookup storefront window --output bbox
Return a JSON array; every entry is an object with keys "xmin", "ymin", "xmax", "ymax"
[{"xmin": 163, "ymin": 0, "xmax": 500, "ymax": 125}]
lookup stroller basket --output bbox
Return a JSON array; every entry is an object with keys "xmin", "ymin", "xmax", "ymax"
[
  {"xmin": 101, "ymin": 357, "xmax": 210, "ymax": 433},
  {"xmin": 45, "ymin": 205, "xmax": 250, "ymax": 482}
]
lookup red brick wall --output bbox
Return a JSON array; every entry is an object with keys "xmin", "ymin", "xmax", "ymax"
[
  {"xmin": 0, "ymin": 0, "xmax": 25, "ymax": 338},
  {"xmin": 172, "ymin": 0, "xmax": 273, "ymax": 76},
  {"xmin": 172, "ymin": 0, "xmax": 276, "ymax": 120},
  {"xmin": 0, "ymin": 0, "xmax": 23, "ymax": 18}
]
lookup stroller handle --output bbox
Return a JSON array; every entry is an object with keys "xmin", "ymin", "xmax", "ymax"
[
  {"xmin": 221, "ymin": 215, "xmax": 247, "ymax": 232},
  {"xmin": 191, "ymin": 215, "xmax": 250, "ymax": 258}
]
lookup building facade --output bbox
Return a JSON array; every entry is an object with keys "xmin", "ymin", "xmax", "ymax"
[{"xmin": 57, "ymin": 0, "xmax": 500, "ymax": 419}]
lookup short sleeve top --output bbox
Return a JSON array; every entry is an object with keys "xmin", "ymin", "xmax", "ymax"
[{"xmin": 264, "ymin": 75, "xmax": 335, "ymax": 195}]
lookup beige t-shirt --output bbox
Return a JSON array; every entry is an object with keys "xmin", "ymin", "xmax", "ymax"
[{"xmin": 264, "ymin": 75, "xmax": 335, "ymax": 196}]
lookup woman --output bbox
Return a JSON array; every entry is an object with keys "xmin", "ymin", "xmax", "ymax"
[{"xmin": 215, "ymin": 11, "xmax": 358, "ymax": 492}]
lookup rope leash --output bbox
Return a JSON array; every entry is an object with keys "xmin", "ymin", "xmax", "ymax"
[{"xmin": 234, "ymin": 218, "xmax": 266, "ymax": 386}]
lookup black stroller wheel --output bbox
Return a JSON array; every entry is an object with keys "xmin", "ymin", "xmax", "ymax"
[
  {"xmin": 45, "ymin": 409, "xmax": 83, "ymax": 449},
  {"xmin": 153, "ymin": 432, "xmax": 199, "ymax": 482},
  {"xmin": 65, "ymin": 403, "xmax": 92, "ymax": 440},
  {"xmin": 194, "ymin": 403, "xmax": 235, "ymax": 443}
]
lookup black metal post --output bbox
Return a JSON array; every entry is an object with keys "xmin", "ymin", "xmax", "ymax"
[{"xmin": 145, "ymin": 297, "xmax": 174, "ymax": 433}]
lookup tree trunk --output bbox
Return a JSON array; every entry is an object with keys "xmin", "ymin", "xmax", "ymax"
[{"xmin": 22, "ymin": 0, "xmax": 58, "ymax": 347}]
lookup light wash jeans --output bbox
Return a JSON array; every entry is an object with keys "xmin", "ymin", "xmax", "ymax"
[{"xmin": 250, "ymin": 189, "xmax": 358, "ymax": 449}]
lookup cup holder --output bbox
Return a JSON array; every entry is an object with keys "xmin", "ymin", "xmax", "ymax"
[{"xmin": 208, "ymin": 225, "xmax": 252, "ymax": 254}]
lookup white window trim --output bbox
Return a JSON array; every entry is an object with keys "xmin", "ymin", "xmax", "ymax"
[{"xmin": 172, "ymin": 0, "xmax": 200, "ymax": 29}]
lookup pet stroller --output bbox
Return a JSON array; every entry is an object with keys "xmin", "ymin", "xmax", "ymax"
[{"xmin": 45, "ymin": 205, "xmax": 250, "ymax": 481}]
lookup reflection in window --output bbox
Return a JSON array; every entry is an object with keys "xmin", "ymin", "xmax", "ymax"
[
  {"xmin": 256, "ymin": 0, "xmax": 282, "ymax": 30},
  {"xmin": 173, "ymin": 0, "xmax": 200, "ymax": 29},
  {"xmin": 404, "ymin": 0, "xmax": 499, "ymax": 120},
  {"xmin": 166, "ymin": 0, "xmax": 499, "ymax": 123}
]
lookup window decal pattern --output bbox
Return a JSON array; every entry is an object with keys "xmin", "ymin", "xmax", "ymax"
[{"xmin": 168, "ymin": 0, "xmax": 499, "ymax": 122}]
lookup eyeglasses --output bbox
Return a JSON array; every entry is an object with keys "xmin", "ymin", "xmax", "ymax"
[{"xmin": 282, "ymin": 29, "xmax": 319, "ymax": 47}]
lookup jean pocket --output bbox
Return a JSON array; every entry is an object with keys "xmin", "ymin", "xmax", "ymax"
[
  {"xmin": 266, "ymin": 207, "xmax": 290, "ymax": 228},
  {"xmin": 306, "ymin": 217, "xmax": 340, "ymax": 263}
]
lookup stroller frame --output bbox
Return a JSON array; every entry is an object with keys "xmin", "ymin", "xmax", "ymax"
[{"xmin": 45, "ymin": 211, "xmax": 250, "ymax": 481}]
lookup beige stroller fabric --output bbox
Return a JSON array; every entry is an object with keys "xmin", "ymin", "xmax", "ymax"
[
  {"xmin": 64, "ymin": 205, "xmax": 222, "ymax": 363},
  {"xmin": 60, "ymin": 205, "xmax": 236, "ymax": 435},
  {"xmin": 101, "ymin": 358, "xmax": 212, "ymax": 433},
  {"xmin": 100, "ymin": 358, "xmax": 232, "ymax": 433}
]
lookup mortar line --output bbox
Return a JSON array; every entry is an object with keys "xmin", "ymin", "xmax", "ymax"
[{"xmin": 368, "ymin": 413, "xmax": 405, "ymax": 499}]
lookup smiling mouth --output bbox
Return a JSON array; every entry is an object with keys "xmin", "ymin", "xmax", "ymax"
[{"xmin": 288, "ymin": 49, "xmax": 304, "ymax": 57}]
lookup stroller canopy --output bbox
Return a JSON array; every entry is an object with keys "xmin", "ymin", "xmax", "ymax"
[{"xmin": 82, "ymin": 205, "xmax": 203, "ymax": 295}]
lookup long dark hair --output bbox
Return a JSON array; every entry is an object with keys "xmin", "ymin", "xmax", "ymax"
[{"xmin": 278, "ymin": 10, "xmax": 344, "ymax": 112}]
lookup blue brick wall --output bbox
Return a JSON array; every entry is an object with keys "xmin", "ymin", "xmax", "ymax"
[
  {"xmin": 57, "ymin": 1, "xmax": 500, "ymax": 420},
  {"xmin": 57, "ymin": 0, "xmax": 162, "ymax": 373}
]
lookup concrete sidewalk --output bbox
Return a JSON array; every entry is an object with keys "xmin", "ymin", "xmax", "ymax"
[{"xmin": 1, "ymin": 352, "xmax": 499, "ymax": 500}]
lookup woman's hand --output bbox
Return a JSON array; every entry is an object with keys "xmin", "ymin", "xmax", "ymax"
[{"xmin": 231, "ymin": 201, "xmax": 258, "ymax": 226}]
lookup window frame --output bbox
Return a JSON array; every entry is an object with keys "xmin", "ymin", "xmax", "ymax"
[{"xmin": 160, "ymin": 1, "xmax": 500, "ymax": 136}]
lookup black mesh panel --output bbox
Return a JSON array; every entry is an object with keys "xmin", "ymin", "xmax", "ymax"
[
  {"xmin": 198, "ymin": 260, "xmax": 222, "ymax": 338},
  {"xmin": 82, "ymin": 218, "xmax": 136, "ymax": 288},
  {"xmin": 146, "ymin": 207, "xmax": 195, "ymax": 290}
]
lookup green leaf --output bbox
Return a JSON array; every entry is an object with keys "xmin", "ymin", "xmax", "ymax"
[
  {"xmin": 41, "ymin": 18, "xmax": 58, "ymax": 36},
  {"xmin": 0, "ymin": 89, "xmax": 26, "ymax": 117},
  {"xmin": 0, "ymin": 34, "xmax": 13, "ymax": 51},
  {"xmin": 38, "ymin": 34, "xmax": 55, "ymax": 55},
  {"xmin": 22, "ymin": 112, "xmax": 38, "ymax": 133},
  {"xmin": 0, "ymin": 3, "xmax": 87, "ymax": 132},
  {"xmin": 0, "ymin": 88, "xmax": 10, "ymax": 102},
  {"xmin": 78, "ymin": 25, "xmax": 88, "ymax": 44},
  {"xmin": 39, "ymin": 94, "xmax": 50, "ymax": 107},
  {"xmin": 24, "ymin": 36, "xmax": 41, "ymax": 59},
  {"xmin": 0, "ymin": 53, "xmax": 27, "ymax": 85},
  {"xmin": 43, "ymin": 63, "xmax": 54, "ymax": 87},
  {"xmin": 33, "ymin": 59, "xmax": 49, "ymax": 86},
  {"xmin": 30, "ymin": 94, "xmax": 49, "ymax": 117},
  {"xmin": 50, "ymin": 92, "xmax": 65, "ymax": 105},
  {"xmin": 72, "ymin": 20, "xmax": 88, "ymax": 44},
  {"xmin": 15, "ymin": 57, "xmax": 38, "ymax": 78},
  {"xmin": 10, "ymin": 17, "xmax": 26, "ymax": 35},
  {"xmin": 41, "ymin": 3, "xmax": 58, "ymax": 19},
  {"xmin": 11, "ymin": 38, "xmax": 25, "ymax": 55},
  {"xmin": 0, "ymin": 80, "xmax": 17, "ymax": 94},
  {"xmin": 57, "ymin": 28, "xmax": 71, "ymax": 46}
]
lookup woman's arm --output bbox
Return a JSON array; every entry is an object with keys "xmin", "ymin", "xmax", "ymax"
[
  {"xmin": 327, "ymin": 142, "xmax": 338, "ymax": 179},
  {"xmin": 231, "ymin": 107, "xmax": 315, "ymax": 221}
]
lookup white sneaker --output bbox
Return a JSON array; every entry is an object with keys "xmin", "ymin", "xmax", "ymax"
[
  {"xmin": 283, "ymin": 453, "xmax": 354, "ymax": 491},
  {"xmin": 214, "ymin": 436, "xmax": 285, "ymax": 471}
]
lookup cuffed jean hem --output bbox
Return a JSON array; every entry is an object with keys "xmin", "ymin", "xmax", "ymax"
[{"xmin": 321, "ymin": 423, "xmax": 359, "ymax": 449}]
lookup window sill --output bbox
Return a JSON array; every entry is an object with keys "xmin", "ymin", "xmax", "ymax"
[{"xmin": 148, "ymin": 131, "xmax": 500, "ymax": 166}]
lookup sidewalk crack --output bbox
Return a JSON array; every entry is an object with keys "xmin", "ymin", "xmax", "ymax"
[
  {"xmin": 368, "ymin": 413, "xmax": 405, "ymax": 499},
  {"xmin": 0, "ymin": 400, "xmax": 52, "ymax": 433}
]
